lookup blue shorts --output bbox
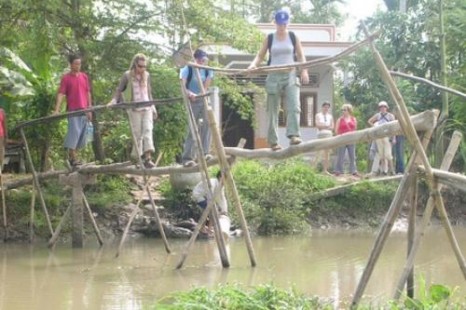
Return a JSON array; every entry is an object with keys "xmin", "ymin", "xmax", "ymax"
[{"xmin": 64, "ymin": 115, "xmax": 88, "ymax": 150}]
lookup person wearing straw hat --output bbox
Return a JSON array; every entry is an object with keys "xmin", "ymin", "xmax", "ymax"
[
  {"xmin": 368, "ymin": 101, "xmax": 396, "ymax": 175},
  {"xmin": 247, "ymin": 8, "xmax": 309, "ymax": 151},
  {"xmin": 179, "ymin": 49, "xmax": 214, "ymax": 167},
  {"xmin": 54, "ymin": 54, "xmax": 92, "ymax": 167},
  {"xmin": 107, "ymin": 53, "xmax": 157, "ymax": 169}
]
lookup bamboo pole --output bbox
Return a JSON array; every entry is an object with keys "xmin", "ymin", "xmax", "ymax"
[
  {"xmin": 115, "ymin": 203, "xmax": 141, "ymax": 258},
  {"xmin": 19, "ymin": 129, "xmax": 54, "ymax": 236},
  {"xmin": 393, "ymin": 131, "xmax": 464, "ymax": 299},
  {"xmin": 29, "ymin": 187, "xmax": 36, "ymax": 243},
  {"xmin": 179, "ymin": 75, "xmax": 229, "ymax": 267},
  {"xmin": 390, "ymin": 71, "xmax": 466, "ymax": 101},
  {"xmin": 82, "ymin": 196, "xmax": 103, "ymax": 246},
  {"xmin": 175, "ymin": 177, "xmax": 226, "ymax": 269},
  {"xmin": 182, "ymin": 32, "xmax": 380, "ymax": 75},
  {"xmin": 351, "ymin": 121, "xmax": 437, "ymax": 306},
  {"xmin": 406, "ymin": 174, "xmax": 418, "ymax": 298},
  {"xmin": 125, "ymin": 110, "xmax": 171, "ymax": 254},
  {"xmin": 47, "ymin": 204, "xmax": 72, "ymax": 249},
  {"xmin": 115, "ymin": 152, "xmax": 163, "ymax": 258},
  {"xmin": 207, "ymin": 107, "xmax": 257, "ymax": 267}
]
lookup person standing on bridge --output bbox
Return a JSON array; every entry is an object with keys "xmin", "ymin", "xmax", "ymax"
[
  {"xmin": 54, "ymin": 54, "xmax": 92, "ymax": 167},
  {"xmin": 108, "ymin": 53, "xmax": 157, "ymax": 169},
  {"xmin": 334, "ymin": 103, "xmax": 359, "ymax": 177},
  {"xmin": 368, "ymin": 101, "xmax": 396, "ymax": 175},
  {"xmin": 247, "ymin": 8, "xmax": 309, "ymax": 151},
  {"xmin": 179, "ymin": 49, "xmax": 214, "ymax": 168},
  {"xmin": 315, "ymin": 101, "xmax": 334, "ymax": 174}
]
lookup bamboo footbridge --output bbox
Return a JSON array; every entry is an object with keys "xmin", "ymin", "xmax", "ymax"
[{"xmin": 2, "ymin": 27, "xmax": 466, "ymax": 305}]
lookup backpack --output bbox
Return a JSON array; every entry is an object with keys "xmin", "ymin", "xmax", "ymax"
[
  {"xmin": 267, "ymin": 31, "xmax": 297, "ymax": 66},
  {"xmin": 186, "ymin": 66, "xmax": 211, "ymax": 89}
]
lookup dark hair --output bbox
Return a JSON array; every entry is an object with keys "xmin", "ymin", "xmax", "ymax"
[
  {"xmin": 68, "ymin": 54, "xmax": 81, "ymax": 64},
  {"xmin": 322, "ymin": 101, "xmax": 331, "ymax": 107}
]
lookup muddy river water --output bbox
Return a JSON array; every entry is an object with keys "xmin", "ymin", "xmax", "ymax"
[{"xmin": 1, "ymin": 226, "xmax": 465, "ymax": 309}]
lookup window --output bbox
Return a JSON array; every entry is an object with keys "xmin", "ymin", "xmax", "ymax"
[{"xmin": 279, "ymin": 93, "xmax": 317, "ymax": 127}]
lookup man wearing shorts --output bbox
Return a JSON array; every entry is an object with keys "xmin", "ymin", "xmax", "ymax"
[{"xmin": 54, "ymin": 54, "xmax": 92, "ymax": 166}]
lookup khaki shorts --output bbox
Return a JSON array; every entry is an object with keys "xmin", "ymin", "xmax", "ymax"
[{"xmin": 317, "ymin": 130, "xmax": 333, "ymax": 139}]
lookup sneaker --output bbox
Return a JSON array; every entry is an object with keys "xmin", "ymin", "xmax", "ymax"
[
  {"xmin": 183, "ymin": 160, "xmax": 196, "ymax": 167},
  {"xmin": 290, "ymin": 136, "xmax": 302, "ymax": 145},
  {"xmin": 271, "ymin": 144, "xmax": 282, "ymax": 151},
  {"xmin": 205, "ymin": 154, "xmax": 213, "ymax": 161},
  {"xmin": 143, "ymin": 159, "xmax": 156, "ymax": 169}
]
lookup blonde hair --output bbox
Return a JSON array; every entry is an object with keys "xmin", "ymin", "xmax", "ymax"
[
  {"xmin": 129, "ymin": 53, "xmax": 148, "ymax": 85},
  {"xmin": 341, "ymin": 103, "xmax": 354, "ymax": 115}
]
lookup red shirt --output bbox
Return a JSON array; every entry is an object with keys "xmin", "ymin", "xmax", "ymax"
[
  {"xmin": 0, "ymin": 109, "xmax": 5, "ymax": 138},
  {"xmin": 58, "ymin": 72, "xmax": 90, "ymax": 111},
  {"xmin": 337, "ymin": 116, "xmax": 357, "ymax": 135}
]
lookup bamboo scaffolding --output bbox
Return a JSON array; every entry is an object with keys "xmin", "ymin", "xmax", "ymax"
[
  {"xmin": 20, "ymin": 128, "xmax": 54, "ymax": 236},
  {"xmin": 352, "ymin": 22, "xmax": 445, "ymax": 305},
  {"xmin": 406, "ymin": 174, "xmax": 418, "ymax": 298},
  {"xmin": 29, "ymin": 187, "xmax": 36, "ymax": 243},
  {"xmin": 115, "ymin": 152, "xmax": 163, "ymax": 258},
  {"xmin": 351, "ymin": 118, "xmax": 437, "ymax": 306},
  {"xmin": 125, "ymin": 110, "xmax": 171, "ymax": 254},
  {"xmin": 82, "ymin": 195, "xmax": 104, "ymax": 247},
  {"xmin": 393, "ymin": 131, "xmax": 465, "ymax": 299},
  {"xmin": 207, "ymin": 107, "xmax": 257, "ymax": 267},
  {"xmin": 179, "ymin": 75, "xmax": 229, "ymax": 267},
  {"xmin": 48, "ymin": 204, "xmax": 72, "ymax": 249}
]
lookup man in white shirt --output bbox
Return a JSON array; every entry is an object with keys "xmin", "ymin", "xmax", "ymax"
[{"xmin": 315, "ymin": 101, "xmax": 334, "ymax": 174}]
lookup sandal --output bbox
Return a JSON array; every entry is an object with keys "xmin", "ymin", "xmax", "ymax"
[{"xmin": 271, "ymin": 144, "xmax": 282, "ymax": 151}]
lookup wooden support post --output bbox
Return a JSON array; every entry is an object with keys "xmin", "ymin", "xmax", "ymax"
[
  {"xmin": 352, "ymin": 24, "xmax": 440, "ymax": 307},
  {"xmin": 406, "ymin": 174, "xmax": 418, "ymax": 298},
  {"xmin": 59, "ymin": 172, "xmax": 96, "ymax": 248},
  {"xmin": 179, "ymin": 74, "xmax": 229, "ymax": 268},
  {"xmin": 29, "ymin": 188, "xmax": 36, "ymax": 243},
  {"xmin": 207, "ymin": 107, "xmax": 257, "ymax": 267},
  {"xmin": 125, "ymin": 110, "xmax": 171, "ymax": 254},
  {"xmin": 351, "ymin": 124, "xmax": 437, "ymax": 306},
  {"xmin": 393, "ymin": 130, "xmax": 464, "ymax": 299},
  {"xmin": 115, "ymin": 151, "xmax": 163, "ymax": 258},
  {"xmin": 20, "ymin": 128, "xmax": 54, "ymax": 236},
  {"xmin": 82, "ymin": 196, "xmax": 103, "ymax": 246},
  {"xmin": 48, "ymin": 204, "xmax": 72, "ymax": 249}
]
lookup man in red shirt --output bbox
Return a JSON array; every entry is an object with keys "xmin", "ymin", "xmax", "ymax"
[{"xmin": 53, "ymin": 54, "xmax": 92, "ymax": 166}]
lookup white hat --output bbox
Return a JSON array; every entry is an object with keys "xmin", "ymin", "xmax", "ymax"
[{"xmin": 378, "ymin": 101, "xmax": 388, "ymax": 108}]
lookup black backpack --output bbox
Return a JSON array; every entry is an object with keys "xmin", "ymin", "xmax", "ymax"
[
  {"xmin": 186, "ymin": 66, "xmax": 211, "ymax": 88},
  {"xmin": 267, "ymin": 31, "xmax": 297, "ymax": 65}
]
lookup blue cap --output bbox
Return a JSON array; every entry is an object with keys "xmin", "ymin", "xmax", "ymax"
[
  {"xmin": 275, "ymin": 10, "xmax": 290, "ymax": 25},
  {"xmin": 194, "ymin": 49, "xmax": 208, "ymax": 60}
]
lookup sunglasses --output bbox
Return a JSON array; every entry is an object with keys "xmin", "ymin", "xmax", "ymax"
[
  {"xmin": 137, "ymin": 64, "xmax": 146, "ymax": 68},
  {"xmin": 341, "ymin": 109, "xmax": 348, "ymax": 112}
]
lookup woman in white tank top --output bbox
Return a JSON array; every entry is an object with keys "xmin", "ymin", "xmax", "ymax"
[{"xmin": 248, "ymin": 9, "xmax": 309, "ymax": 151}]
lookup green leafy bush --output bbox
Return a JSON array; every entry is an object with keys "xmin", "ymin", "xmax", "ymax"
[{"xmin": 232, "ymin": 159, "xmax": 335, "ymax": 235}]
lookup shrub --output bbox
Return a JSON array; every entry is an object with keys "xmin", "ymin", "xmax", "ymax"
[{"xmin": 232, "ymin": 159, "xmax": 335, "ymax": 235}]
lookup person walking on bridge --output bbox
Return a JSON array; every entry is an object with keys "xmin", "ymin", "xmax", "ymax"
[
  {"xmin": 108, "ymin": 53, "xmax": 157, "ymax": 169},
  {"xmin": 54, "ymin": 54, "xmax": 92, "ymax": 167},
  {"xmin": 247, "ymin": 8, "xmax": 309, "ymax": 151}
]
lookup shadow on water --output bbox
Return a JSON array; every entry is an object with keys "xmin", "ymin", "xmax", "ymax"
[{"xmin": 1, "ymin": 226, "xmax": 466, "ymax": 309}]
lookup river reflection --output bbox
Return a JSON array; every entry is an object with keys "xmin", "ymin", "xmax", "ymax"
[{"xmin": 1, "ymin": 226, "xmax": 466, "ymax": 309}]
